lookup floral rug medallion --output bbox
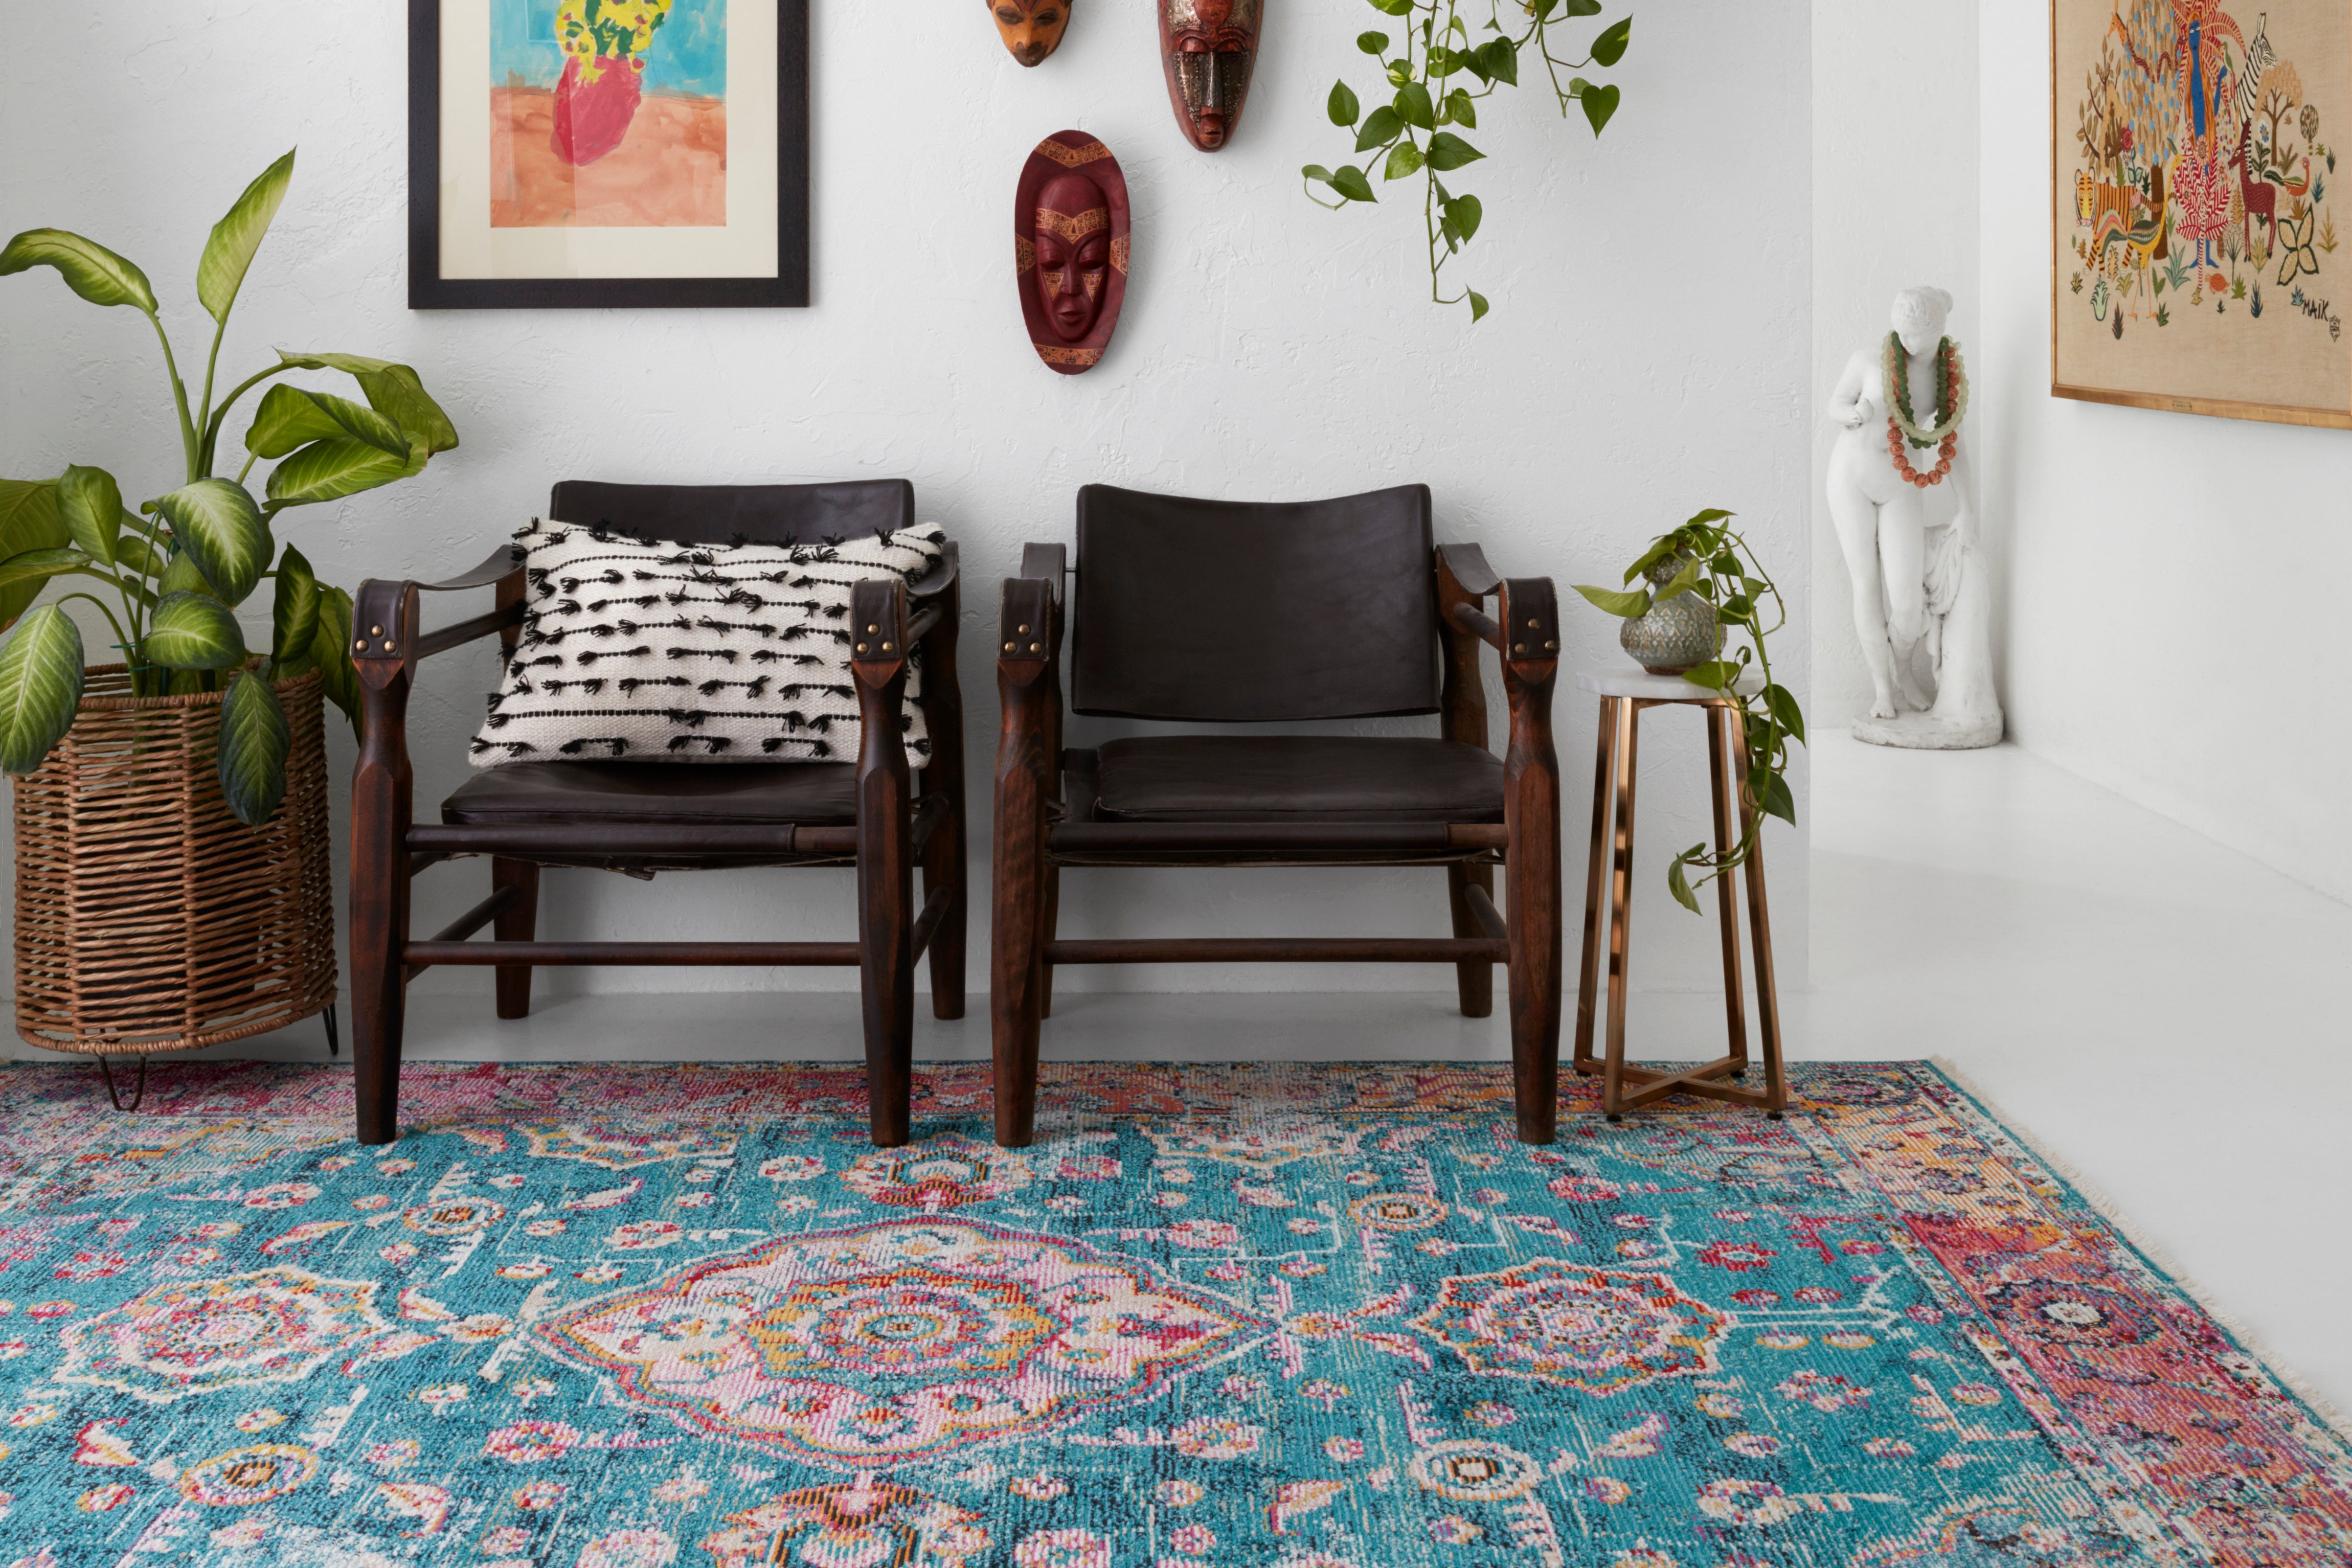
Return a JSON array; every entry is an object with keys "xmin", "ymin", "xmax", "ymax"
[{"xmin": 0, "ymin": 1060, "xmax": 2343, "ymax": 1568}]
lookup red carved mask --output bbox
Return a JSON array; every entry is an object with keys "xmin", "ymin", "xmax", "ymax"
[
  {"xmin": 1159, "ymin": 0, "xmax": 1261, "ymax": 151},
  {"xmin": 1015, "ymin": 133, "xmax": 1131, "ymax": 374}
]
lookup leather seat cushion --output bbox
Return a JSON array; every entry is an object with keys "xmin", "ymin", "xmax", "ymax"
[
  {"xmin": 1090, "ymin": 737, "xmax": 1503, "ymax": 823},
  {"xmin": 442, "ymin": 761, "xmax": 860, "ymax": 827}
]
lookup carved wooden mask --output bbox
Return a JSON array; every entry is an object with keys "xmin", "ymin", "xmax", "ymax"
[
  {"xmin": 1159, "ymin": 0, "xmax": 1261, "ymax": 150},
  {"xmin": 989, "ymin": 0, "xmax": 1072, "ymax": 67},
  {"xmin": 1015, "ymin": 132, "xmax": 1130, "ymax": 375}
]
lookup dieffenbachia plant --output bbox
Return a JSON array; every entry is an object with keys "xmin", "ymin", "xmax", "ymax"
[
  {"xmin": 1573, "ymin": 510, "xmax": 1803, "ymax": 914},
  {"xmin": 0, "ymin": 150, "xmax": 457, "ymax": 825},
  {"xmin": 1305, "ymin": 0, "xmax": 1631, "ymax": 321}
]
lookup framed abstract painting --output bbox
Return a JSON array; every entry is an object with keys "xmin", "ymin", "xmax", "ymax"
[
  {"xmin": 2052, "ymin": 0, "xmax": 2350, "ymax": 427},
  {"xmin": 409, "ymin": 0, "xmax": 808, "ymax": 308}
]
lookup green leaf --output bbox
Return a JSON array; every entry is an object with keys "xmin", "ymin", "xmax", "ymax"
[
  {"xmin": 1395, "ymin": 81, "xmax": 1436, "ymax": 131},
  {"xmin": 265, "ymin": 435, "xmax": 426, "ymax": 509},
  {"xmin": 116, "ymin": 531, "xmax": 166, "ymax": 580},
  {"xmin": 1303, "ymin": 164, "xmax": 1336, "ymax": 185},
  {"xmin": 1759, "ymin": 772, "xmax": 1796, "ymax": 826},
  {"xmin": 159, "ymin": 549, "xmax": 220, "ymax": 599},
  {"xmin": 147, "ymin": 590, "xmax": 248, "ymax": 671},
  {"xmin": 1572, "ymin": 583, "xmax": 1650, "ymax": 618},
  {"xmin": 216, "ymin": 667, "xmax": 291, "ymax": 826},
  {"xmin": 1667, "ymin": 852, "xmax": 1702, "ymax": 915},
  {"xmin": 1653, "ymin": 556, "xmax": 1702, "ymax": 602},
  {"xmin": 1385, "ymin": 141, "xmax": 1425, "ymax": 180},
  {"xmin": 1680, "ymin": 660, "xmax": 1740, "ymax": 690},
  {"xmin": 1328, "ymin": 80, "xmax": 1361, "ymax": 126},
  {"xmin": 1356, "ymin": 30, "xmax": 1388, "ymax": 54},
  {"xmin": 1582, "ymin": 82, "xmax": 1622, "ymax": 135},
  {"xmin": 0, "ymin": 605, "xmax": 84, "ymax": 773},
  {"xmin": 1366, "ymin": 0, "xmax": 1413, "ymax": 14},
  {"xmin": 1591, "ymin": 16, "xmax": 1632, "ymax": 66},
  {"xmin": 55, "ymin": 465, "xmax": 123, "ymax": 570},
  {"xmin": 1331, "ymin": 166, "xmax": 1378, "ymax": 203},
  {"xmin": 311, "ymin": 584, "xmax": 359, "ymax": 734},
  {"xmin": 1444, "ymin": 194, "xmax": 1484, "ymax": 244},
  {"xmin": 1355, "ymin": 105, "xmax": 1404, "ymax": 152},
  {"xmin": 1479, "ymin": 37, "xmax": 1519, "ymax": 85},
  {"xmin": 1558, "ymin": 0, "xmax": 1602, "ymax": 15},
  {"xmin": 1444, "ymin": 89, "xmax": 1478, "ymax": 129},
  {"xmin": 153, "ymin": 478, "xmax": 269, "ymax": 603},
  {"xmin": 271, "ymin": 544, "xmax": 320, "ymax": 664},
  {"xmin": 0, "ymin": 229, "xmax": 157, "ymax": 313},
  {"xmin": 1467, "ymin": 290, "xmax": 1489, "ymax": 322},
  {"xmin": 1427, "ymin": 132, "xmax": 1485, "ymax": 171},
  {"xmin": 0, "ymin": 479, "xmax": 70, "ymax": 630},
  {"xmin": 197, "ymin": 149, "xmax": 294, "ymax": 324},
  {"xmin": 274, "ymin": 353, "xmax": 459, "ymax": 455},
  {"xmin": 245, "ymin": 383, "xmax": 408, "ymax": 460},
  {"xmin": 1764, "ymin": 683, "xmax": 1806, "ymax": 745},
  {"xmin": 0, "ymin": 547, "xmax": 95, "ymax": 598},
  {"xmin": 1687, "ymin": 507, "xmax": 1735, "ymax": 526}
]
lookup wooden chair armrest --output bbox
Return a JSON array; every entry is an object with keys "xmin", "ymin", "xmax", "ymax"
[
  {"xmin": 998, "ymin": 574, "xmax": 1058, "ymax": 670},
  {"xmin": 353, "ymin": 544, "xmax": 527, "ymax": 670},
  {"xmin": 1437, "ymin": 541, "xmax": 1501, "ymax": 599},
  {"xmin": 908, "ymin": 540, "xmax": 960, "ymax": 602}
]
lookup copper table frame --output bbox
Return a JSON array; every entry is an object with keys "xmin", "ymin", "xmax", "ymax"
[{"xmin": 1572, "ymin": 690, "xmax": 1787, "ymax": 1120}]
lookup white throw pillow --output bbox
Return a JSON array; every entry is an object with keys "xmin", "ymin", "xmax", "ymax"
[{"xmin": 470, "ymin": 518, "xmax": 944, "ymax": 767}]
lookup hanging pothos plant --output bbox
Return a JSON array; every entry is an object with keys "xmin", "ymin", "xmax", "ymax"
[
  {"xmin": 1305, "ymin": 0, "xmax": 1632, "ymax": 320},
  {"xmin": 1573, "ymin": 510, "xmax": 1803, "ymax": 914},
  {"xmin": 0, "ymin": 149, "xmax": 458, "ymax": 825}
]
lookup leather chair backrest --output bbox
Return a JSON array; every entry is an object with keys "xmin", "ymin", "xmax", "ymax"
[
  {"xmin": 548, "ymin": 480, "xmax": 915, "ymax": 546},
  {"xmin": 1071, "ymin": 483, "xmax": 1439, "ymax": 721}
]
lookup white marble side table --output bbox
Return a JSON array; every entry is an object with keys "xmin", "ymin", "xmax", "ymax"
[{"xmin": 1573, "ymin": 668, "xmax": 1788, "ymax": 1120}]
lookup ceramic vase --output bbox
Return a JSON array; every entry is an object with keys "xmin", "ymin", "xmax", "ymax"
[{"xmin": 1619, "ymin": 553, "xmax": 1722, "ymax": 674}]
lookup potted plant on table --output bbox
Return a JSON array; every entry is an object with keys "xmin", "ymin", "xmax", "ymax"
[{"xmin": 0, "ymin": 150, "xmax": 458, "ymax": 1102}]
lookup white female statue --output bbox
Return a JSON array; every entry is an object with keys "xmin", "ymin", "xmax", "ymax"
[{"xmin": 1825, "ymin": 285, "xmax": 2002, "ymax": 748}]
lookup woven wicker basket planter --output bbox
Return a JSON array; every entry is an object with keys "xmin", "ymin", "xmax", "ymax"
[{"xmin": 12, "ymin": 665, "xmax": 336, "ymax": 1061}]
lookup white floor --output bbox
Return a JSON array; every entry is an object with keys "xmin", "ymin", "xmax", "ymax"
[{"xmin": 14, "ymin": 734, "xmax": 2349, "ymax": 1417}]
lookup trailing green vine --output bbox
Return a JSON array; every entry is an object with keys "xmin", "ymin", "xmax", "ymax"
[
  {"xmin": 1304, "ymin": 0, "xmax": 1631, "ymax": 321},
  {"xmin": 1573, "ymin": 510, "xmax": 1803, "ymax": 914}
]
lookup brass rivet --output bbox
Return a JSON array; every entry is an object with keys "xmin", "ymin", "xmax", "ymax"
[
  {"xmin": 370, "ymin": 625, "xmax": 382, "ymax": 636},
  {"xmin": 1545, "ymin": 639, "xmax": 1559, "ymax": 651},
  {"xmin": 353, "ymin": 639, "xmax": 366, "ymax": 651},
  {"xmin": 856, "ymin": 642, "xmax": 869, "ymax": 653},
  {"xmin": 1017, "ymin": 624, "xmax": 1031, "ymax": 634},
  {"xmin": 1513, "ymin": 642, "xmax": 1526, "ymax": 653},
  {"xmin": 1527, "ymin": 618, "xmax": 1540, "ymax": 627},
  {"xmin": 880, "ymin": 641, "xmax": 893, "ymax": 651},
  {"xmin": 867, "ymin": 623, "xmax": 880, "ymax": 633},
  {"xmin": 382, "ymin": 640, "xmax": 396, "ymax": 652},
  {"xmin": 1029, "ymin": 642, "xmax": 1042, "ymax": 652},
  {"xmin": 1004, "ymin": 641, "xmax": 1016, "ymax": 651}
]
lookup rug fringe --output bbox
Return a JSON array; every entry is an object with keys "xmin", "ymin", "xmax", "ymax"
[{"xmin": 1928, "ymin": 1054, "xmax": 2352, "ymax": 1445}]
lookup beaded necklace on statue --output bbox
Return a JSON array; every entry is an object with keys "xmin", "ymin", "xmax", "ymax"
[{"xmin": 1882, "ymin": 332, "xmax": 1969, "ymax": 488}]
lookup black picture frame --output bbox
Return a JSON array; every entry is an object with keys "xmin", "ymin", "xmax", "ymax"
[{"xmin": 406, "ymin": 0, "xmax": 809, "ymax": 309}]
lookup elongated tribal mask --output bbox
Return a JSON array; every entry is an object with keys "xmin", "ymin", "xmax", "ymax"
[
  {"xmin": 1015, "ymin": 132, "xmax": 1132, "ymax": 374},
  {"xmin": 1159, "ymin": 0, "xmax": 1261, "ymax": 151}
]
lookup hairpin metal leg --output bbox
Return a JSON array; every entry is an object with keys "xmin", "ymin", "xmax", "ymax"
[
  {"xmin": 1572, "ymin": 696, "xmax": 1620, "ymax": 1076},
  {"xmin": 1602, "ymin": 698, "xmax": 1640, "ymax": 1122},
  {"xmin": 1730, "ymin": 707, "xmax": 1787, "ymax": 1118},
  {"xmin": 98, "ymin": 1054, "xmax": 149, "ymax": 1113},
  {"xmin": 322, "ymin": 1004, "xmax": 341, "ymax": 1058}
]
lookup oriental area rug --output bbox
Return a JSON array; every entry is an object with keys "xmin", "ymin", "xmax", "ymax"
[{"xmin": 0, "ymin": 1062, "xmax": 2344, "ymax": 1568}]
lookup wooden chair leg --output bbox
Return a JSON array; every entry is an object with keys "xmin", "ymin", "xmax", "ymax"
[
  {"xmin": 990, "ymin": 817, "xmax": 1047, "ymax": 1149},
  {"xmin": 1705, "ymin": 708, "xmax": 1749, "ymax": 1076},
  {"xmin": 1037, "ymin": 866, "xmax": 1061, "ymax": 1019},
  {"xmin": 922, "ymin": 787, "xmax": 968, "ymax": 1021},
  {"xmin": 1601, "ymin": 700, "xmax": 1640, "ymax": 1122},
  {"xmin": 349, "ymin": 753, "xmax": 410, "ymax": 1148},
  {"xmin": 492, "ymin": 857, "xmax": 540, "ymax": 1020},
  {"xmin": 852, "ymin": 583, "xmax": 915, "ymax": 1149},
  {"xmin": 1447, "ymin": 864, "xmax": 1496, "ymax": 1018},
  {"xmin": 1572, "ymin": 697, "xmax": 1619, "ymax": 1073},
  {"xmin": 1502, "ymin": 634, "xmax": 1563, "ymax": 1146}
]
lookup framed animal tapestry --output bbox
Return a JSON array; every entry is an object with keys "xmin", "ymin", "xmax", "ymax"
[
  {"xmin": 408, "ymin": 0, "xmax": 808, "ymax": 308},
  {"xmin": 2053, "ymin": 0, "xmax": 2351, "ymax": 427}
]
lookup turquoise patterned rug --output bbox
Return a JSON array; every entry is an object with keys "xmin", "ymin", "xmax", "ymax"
[{"xmin": 0, "ymin": 1061, "xmax": 2343, "ymax": 1567}]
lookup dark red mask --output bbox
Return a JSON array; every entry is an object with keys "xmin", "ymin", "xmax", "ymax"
[{"xmin": 1159, "ymin": 0, "xmax": 1261, "ymax": 151}]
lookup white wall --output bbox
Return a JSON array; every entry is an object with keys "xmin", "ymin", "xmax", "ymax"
[
  {"xmin": 1979, "ymin": 0, "xmax": 2352, "ymax": 906},
  {"xmin": 0, "ymin": 1, "xmax": 1811, "ymax": 1006},
  {"xmin": 1811, "ymin": 0, "xmax": 1980, "ymax": 731}
]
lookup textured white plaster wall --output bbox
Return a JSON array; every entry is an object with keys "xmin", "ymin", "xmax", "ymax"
[
  {"xmin": 1979, "ymin": 0, "xmax": 2352, "ymax": 905},
  {"xmin": 1811, "ymin": 0, "xmax": 1980, "ymax": 732},
  {"xmin": 0, "ymin": 0, "xmax": 1811, "ymax": 1005}
]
